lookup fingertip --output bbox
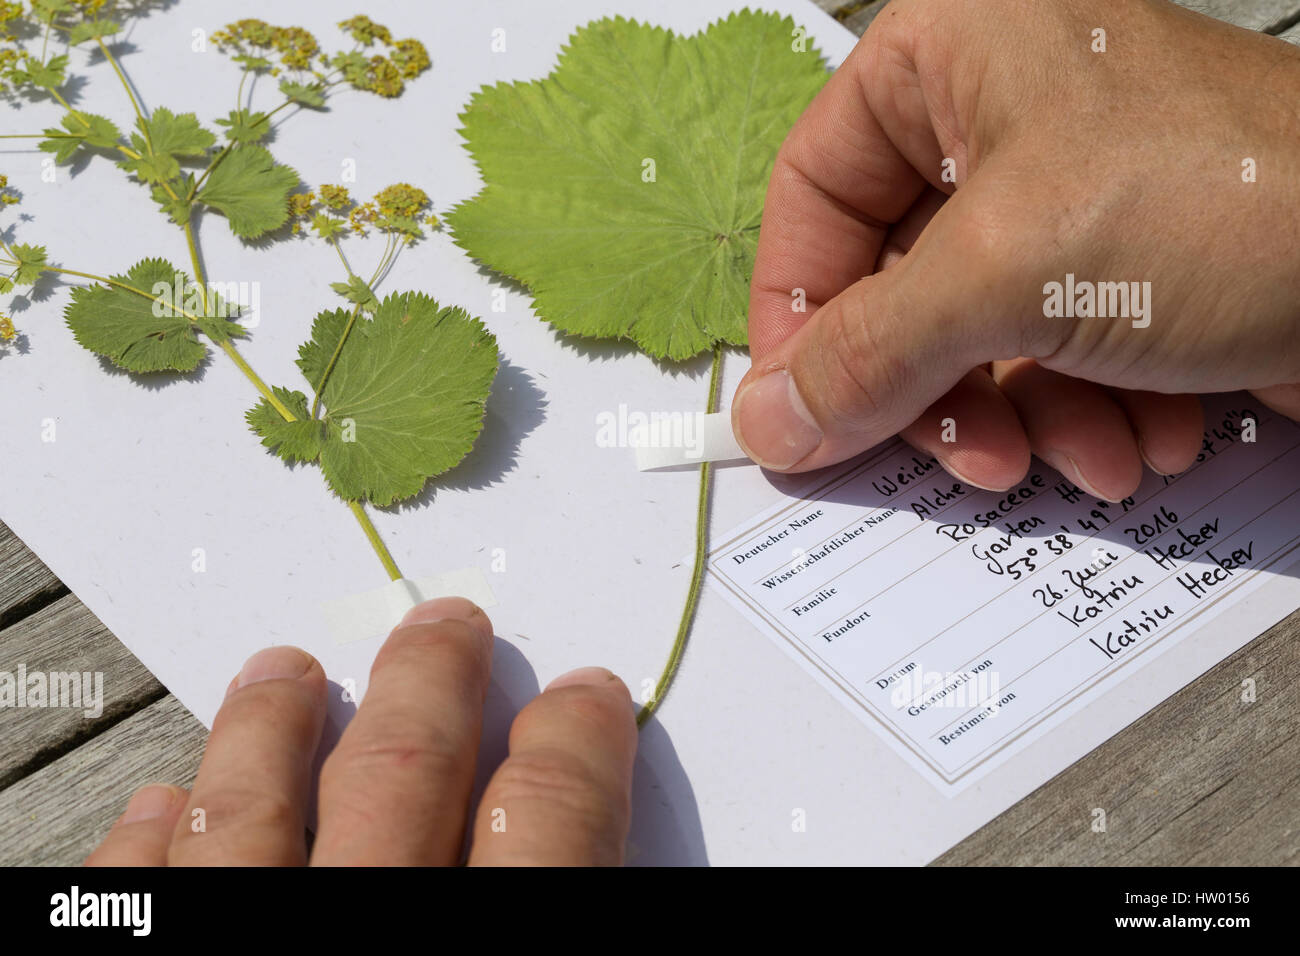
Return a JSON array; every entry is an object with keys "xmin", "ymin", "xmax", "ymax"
[
  {"xmin": 733, "ymin": 368, "xmax": 824, "ymax": 471},
  {"xmin": 398, "ymin": 595, "xmax": 494, "ymax": 641},
  {"xmin": 232, "ymin": 646, "xmax": 317, "ymax": 694},
  {"xmin": 119, "ymin": 783, "xmax": 187, "ymax": 826},
  {"xmin": 941, "ymin": 449, "xmax": 1030, "ymax": 493},
  {"xmin": 545, "ymin": 666, "xmax": 628, "ymax": 696}
]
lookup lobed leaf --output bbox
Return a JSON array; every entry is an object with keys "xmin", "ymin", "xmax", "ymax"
[
  {"xmin": 215, "ymin": 108, "xmax": 270, "ymax": 144},
  {"xmin": 245, "ymin": 387, "xmax": 325, "ymax": 463},
  {"xmin": 63, "ymin": 258, "xmax": 243, "ymax": 373},
  {"xmin": 197, "ymin": 145, "xmax": 299, "ymax": 239},
  {"xmin": 247, "ymin": 294, "xmax": 499, "ymax": 505},
  {"xmin": 447, "ymin": 11, "xmax": 830, "ymax": 361}
]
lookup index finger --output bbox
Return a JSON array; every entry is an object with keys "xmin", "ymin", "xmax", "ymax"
[
  {"xmin": 311, "ymin": 596, "xmax": 494, "ymax": 866},
  {"xmin": 748, "ymin": 30, "xmax": 929, "ymax": 359}
]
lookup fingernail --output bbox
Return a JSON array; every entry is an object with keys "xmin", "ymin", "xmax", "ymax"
[
  {"xmin": 546, "ymin": 666, "xmax": 624, "ymax": 694},
  {"xmin": 398, "ymin": 596, "xmax": 491, "ymax": 638},
  {"xmin": 120, "ymin": 784, "xmax": 182, "ymax": 825},
  {"xmin": 941, "ymin": 458, "xmax": 1011, "ymax": 493},
  {"xmin": 233, "ymin": 646, "xmax": 312, "ymax": 692},
  {"xmin": 1137, "ymin": 439, "xmax": 1168, "ymax": 476},
  {"xmin": 1044, "ymin": 452, "xmax": 1115, "ymax": 503},
  {"xmin": 733, "ymin": 369, "xmax": 822, "ymax": 470}
]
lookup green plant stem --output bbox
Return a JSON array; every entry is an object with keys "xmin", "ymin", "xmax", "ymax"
[
  {"xmin": 348, "ymin": 502, "xmax": 402, "ymax": 580},
  {"xmin": 182, "ymin": 220, "xmax": 208, "ymax": 311},
  {"xmin": 43, "ymin": 89, "xmax": 182, "ymax": 201},
  {"xmin": 94, "ymin": 34, "xmax": 149, "ymax": 151},
  {"xmin": 214, "ymin": 334, "xmax": 403, "ymax": 582},
  {"xmin": 189, "ymin": 97, "xmax": 299, "ymax": 200},
  {"xmin": 366, "ymin": 234, "xmax": 396, "ymax": 287},
  {"xmin": 40, "ymin": 265, "xmax": 182, "ymax": 304},
  {"xmin": 367, "ymin": 234, "xmax": 406, "ymax": 289},
  {"xmin": 311, "ymin": 304, "xmax": 361, "ymax": 418},
  {"xmin": 328, "ymin": 236, "xmax": 354, "ymax": 278},
  {"xmin": 636, "ymin": 345, "xmax": 723, "ymax": 727},
  {"xmin": 178, "ymin": 224, "xmax": 403, "ymax": 580}
]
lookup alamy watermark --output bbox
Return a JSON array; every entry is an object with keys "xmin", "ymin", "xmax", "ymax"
[
  {"xmin": 595, "ymin": 404, "xmax": 708, "ymax": 459},
  {"xmin": 1043, "ymin": 273, "xmax": 1151, "ymax": 328},
  {"xmin": 0, "ymin": 665, "xmax": 103, "ymax": 718},
  {"xmin": 150, "ymin": 273, "xmax": 261, "ymax": 328}
]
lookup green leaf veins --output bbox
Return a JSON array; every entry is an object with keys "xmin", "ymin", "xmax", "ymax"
[
  {"xmin": 63, "ymin": 258, "xmax": 245, "ymax": 373},
  {"xmin": 196, "ymin": 145, "xmax": 300, "ymax": 239},
  {"xmin": 247, "ymin": 294, "xmax": 499, "ymax": 506},
  {"xmin": 447, "ymin": 10, "xmax": 831, "ymax": 360}
]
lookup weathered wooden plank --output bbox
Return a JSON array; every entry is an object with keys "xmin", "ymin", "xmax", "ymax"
[
  {"xmin": 1176, "ymin": 0, "xmax": 1300, "ymax": 32},
  {"xmin": 829, "ymin": 0, "xmax": 1300, "ymax": 39},
  {"xmin": 0, "ymin": 695, "xmax": 204, "ymax": 866},
  {"xmin": 0, "ymin": 523, "xmax": 64, "ymax": 629},
  {"xmin": 0, "ymin": 593, "xmax": 165, "ymax": 787},
  {"xmin": 838, "ymin": 0, "xmax": 889, "ymax": 35},
  {"xmin": 11, "ymin": 614, "xmax": 1300, "ymax": 866},
  {"xmin": 934, "ymin": 608, "xmax": 1300, "ymax": 865}
]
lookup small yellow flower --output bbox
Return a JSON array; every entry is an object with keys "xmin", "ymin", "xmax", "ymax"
[
  {"xmin": 338, "ymin": 15, "xmax": 392, "ymax": 47},
  {"xmin": 0, "ymin": 314, "xmax": 16, "ymax": 343},
  {"xmin": 215, "ymin": 19, "xmax": 275, "ymax": 49},
  {"xmin": 272, "ymin": 26, "xmax": 319, "ymax": 71},
  {"xmin": 319, "ymin": 184, "xmax": 352, "ymax": 210},
  {"xmin": 364, "ymin": 56, "xmax": 403, "ymax": 97},
  {"xmin": 348, "ymin": 201, "xmax": 377, "ymax": 235},
  {"xmin": 390, "ymin": 39, "xmax": 431, "ymax": 79},
  {"xmin": 288, "ymin": 190, "xmax": 316, "ymax": 220},
  {"xmin": 373, "ymin": 183, "xmax": 429, "ymax": 220}
]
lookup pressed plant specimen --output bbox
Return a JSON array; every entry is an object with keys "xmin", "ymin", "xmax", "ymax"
[
  {"xmin": 1, "ymin": 6, "xmax": 497, "ymax": 584},
  {"xmin": 448, "ymin": 11, "xmax": 830, "ymax": 721}
]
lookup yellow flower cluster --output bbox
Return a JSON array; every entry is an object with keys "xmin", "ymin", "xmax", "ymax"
[
  {"xmin": 211, "ymin": 15, "xmax": 431, "ymax": 95},
  {"xmin": 338, "ymin": 15, "xmax": 391, "ymax": 46},
  {"xmin": 333, "ymin": 16, "xmax": 431, "ymax": 96},
  {"xmin": 212, "ymin": 19, "xmax": 320, "ymax": 74},
  {"xmin": 1, "ymin": 174, "xmax": 17, "ymax": 343},
  {"xmin": 319, "ymin": 185, "xmax": 351, "ymax": 210},
  {"xmin": 374, "ymin": 184, "xmax": 429, "ymax": 220},
  {"xmin": 289, "ymin": 183, "xmax": 438, "ymax": 239},
  {"xmin": 0, "ymin": 0, "xmax": 21, "ymax": 78},
  {"xmin": 288, "ymin": 190, "xmax": 315, "ymax": 221}
]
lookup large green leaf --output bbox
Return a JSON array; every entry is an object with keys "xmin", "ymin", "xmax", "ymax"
[
  {"xmin": 64, "ymin": 258, "xmax": 244, "ymax": 373},
  {"xmin": 247, "ymin": 293, "xmax": 498, "ymax": 506},
  {"xmin": 197, "ymin": 145, "xmax": 300, "ymax": 239},
  {"xmin": 447, "ymin": 11, "xmax": 830, "ymax": 361}
]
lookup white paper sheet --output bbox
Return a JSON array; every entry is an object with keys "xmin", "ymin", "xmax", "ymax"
[
  {"xmin": 707, "ymin": 396, "xmax": 1299, "ymax": 792},
  {"xmin": 3, "ymin": 0, "xmax": 1298, "ymax": 865}
]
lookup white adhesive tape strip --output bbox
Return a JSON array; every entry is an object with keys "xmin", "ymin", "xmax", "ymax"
[
  {"xmin": 634, "ymin": 411, "xmax": 750, "ymax": 471},
  {"xmin": 322, "ymin": 567, "xmax": 498, "ymax": 646}
]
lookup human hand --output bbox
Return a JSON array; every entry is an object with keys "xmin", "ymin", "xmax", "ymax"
[
  {"xmin": 732, "ymin": 0, "xmax": 1300, "ymax": 501},
  {"xmin": 85, "ymin": 597, "xmax": 637, "ymax": 866}
]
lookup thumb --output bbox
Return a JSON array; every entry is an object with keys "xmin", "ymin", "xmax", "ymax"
[{"xmin": 731, "ymin": 199, "xmax": 1038, "ymax": 472}]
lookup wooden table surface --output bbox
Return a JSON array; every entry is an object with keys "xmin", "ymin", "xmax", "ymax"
[{"xmin": 3, "ymin": 0, "xmax": 1299, "ymax": 866}]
